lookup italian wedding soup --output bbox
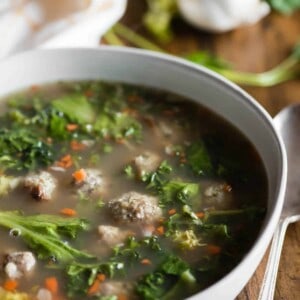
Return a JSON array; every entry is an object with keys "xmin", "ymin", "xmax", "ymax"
[{"xmin": 0, "ymin": 81, "xmax": 267, "ymax": 300}]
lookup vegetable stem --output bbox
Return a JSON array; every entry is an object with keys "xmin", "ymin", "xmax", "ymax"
[{"xmin": 112, "ymin": 23, "xmax": 165, "ymax": 53}]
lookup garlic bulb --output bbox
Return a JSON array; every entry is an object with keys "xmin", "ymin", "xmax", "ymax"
[{"xmin": 177, "ymin": 0, "xmax": 270, "ymax": 32}]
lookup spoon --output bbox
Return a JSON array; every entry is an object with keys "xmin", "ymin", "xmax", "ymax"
[{"xmin": 258, "ymin": 104, "xmax": 300, "ymax": 300}]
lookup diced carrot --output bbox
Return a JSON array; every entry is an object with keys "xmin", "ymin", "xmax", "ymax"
[
  {"xmin": 3, "ymin": 279, "xmax": 18, "ymax": 291},
  {"xmin": 84, "ymin": 89, "xmax": 93, "ymax": 97},
  {"xmin": 140, "ymin": 258, "xmax": 152, "ymax": 265},
  {"xmin": 196, "ymin": 212, "xmax": 205, "ymax": 218},
  {"xmin": 207, "ymin": 244, "xmax": 221, "ymax": 255},
  {"xmin": 66, "ymin": 124, "xmax": 78, "ymax": 131},
  {"xmin": 87, "ymin": 279, "xmax": 100, "ymax": 295},
  {"xmin": 156, "ymin": 226, "xmax": 165, "ymax": 235},
  {"xmin": 60, "ymin": 208, "xmax": 77, "ymax": 217},
  {"xmin": 168, "ymin": 208, "xmax": 176, "ymax": 215},
  {"xmin": 45, "ymin": 277, "xmax": 58, "ymax": 294},
  {"xmin": 97, "ymin": 273, "xmax": 106, "ymax": 282},
  {"xmin": 116, "ymin": 138, "xmax": 125, "ymax": 144},
  {"xmin": 70, "ymin": 140, "xmax": 86, "ymax": 151},
  {"xmin": 118, "ymin": 294, "xmax": 128, "ymax": 300},
  {"xmin": 56, "ymin": 154, "xmax": 73, "ymax": 169},
  {"xmin": 72, "ymin": 169, "xmax": 87, "ymax": 183},
  {"xmin": 30, "ymin": 85, "xmax": 39, "ymax": 92}
]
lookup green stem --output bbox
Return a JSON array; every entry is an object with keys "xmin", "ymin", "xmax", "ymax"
[
  {"xmin": 103, "ymin": 29, "xmax": 125, "ymax": 46},
  {"xmin": 112, "ymin": 23, "xmax": 165, "ymax": 53}
]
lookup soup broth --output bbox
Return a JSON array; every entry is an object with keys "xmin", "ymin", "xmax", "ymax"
[{"xmin": 0, "ymin": 81, "xmax": 267, "ymax": 299}]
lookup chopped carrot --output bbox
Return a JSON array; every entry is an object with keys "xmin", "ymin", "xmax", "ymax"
[
  {"xmin": 116, "ymin": 138, "xmax": 125, "ymax": 144},
  {"xmin": 85, "ymin": 89, "xmax": 93, "ymax": 97},
  {"xmin": 87, "ymin": 279, "xmax": 100, "ymax": 295},
  {"xmin": 60, "ymin": 208, "xmax": 77, "ymax": 217},
  {"xmin": 97, "ymin": 273, "xmax": 106, "ymax": 282},
  {"xmin": 207, "ymin": 244, "xmax": 221, "ymax": 255},
  {"xmin": 72, "ymin": 169, "xmax": 87, "ymax": 183},
  {"xmin": 118, "ymin": 293, "xmax": 128, "ymax": 300},
  {"xmin": 156, "ymin": 226, "xmax": 165, "ymax": 235},
  {"xmin": 66, "ymin": 124, "xmax": 78, "ymax": 131},
  {"xmin": 45, "ymin": 277, "xmax": 58, "ymax": 294},
  {"xmin": 196, "ymin": 212, "xmax": 205, "ymax": 218},
  {"xmin": 70, "ymin": 140, "xmax": 86, "ymax": 151},
  {"xmin": 140, "ymin": 258, "xmax": 152, "ymax": 265},
  {"xmin": 56, "ymin": 154, "xmax": 73, "ymax": 169},
  {"xmin": 30, "ymin": 85, "xmax": 39, "ymax": 92},
  {"xmin": 168, "ymin": 208, "xmax": 176, "ymax": 215},
  {"xmin": 3, "ymin": 279, "xmax": 18, "ymax": 291}
]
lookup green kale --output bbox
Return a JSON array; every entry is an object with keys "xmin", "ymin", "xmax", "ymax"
[
  {"xmin": 94, "ymin": 112, "xmax": 142, "ymax": 140},
  {"xmin": 52, "ymin": 94, "xmax": 95, "ymax": 124},
  {"xmin": 160, "ymin": 181, "xmax": 199, "ymax": 204},
  {"xmin": 136, "ymin": 255, "xmax": 196, "ymax": 300},
  {"xmin": 0, "ymin": 211, "xmax": 92, "ymax": 262},
  {"xmin": 0, "ymin": 128, "xmax": 54, "ymax": 172},
  {"xmin": 67, "ymin": 236, "xmax": 162, "ymax": 297}
]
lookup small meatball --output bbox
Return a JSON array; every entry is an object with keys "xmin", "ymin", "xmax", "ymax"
[
  {"xmin": 36, "ymin": 288, "xmax": 52, "ymax": 300},
  {"xmin": 204, "ymin": 183, "xmax": 233, "ymax": 209},
  {"xmin": 73, "ymin": 169, "xmax": 106, "ymax": 197},
  {"xmin": 101, "ymin": 281, "xmax": 134, "ymax": 298},
  {"xmin": 133, "ymin": 151, "xmax": 161, "ymax": 176},
  {"xmin": 98, "ymin": 225, "xmax": 130, "ymax": 247},
  {"xmin": 4, "ymin": 251, "xmax": 36, "ymax": 279},
  {"xmin": 24, "ymin": 171, "xmax": 57, "ymax": 201},
  {"xmin": 108, "ymin": 191, "xmax": 162, "ymax": 224}
]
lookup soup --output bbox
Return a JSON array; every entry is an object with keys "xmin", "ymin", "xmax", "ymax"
[{"xmin": 0, "ymin": 81, "xmax": 267, "ymax": 300}]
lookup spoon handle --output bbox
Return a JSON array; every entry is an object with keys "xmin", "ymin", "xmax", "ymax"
[{"xmin": 258, "ymin": 218, "xmax": 290, "ymax": 300}]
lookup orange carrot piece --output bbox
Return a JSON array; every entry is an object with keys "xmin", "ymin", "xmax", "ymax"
[
  {"xmin": 72, "ymin": 169, "xmax": 87, "ymax": 183},
  {"xmin": 84, "ymin": 89, "xmax": 93, "ymax": 97},
  {"xmin": 140, "ymin": 258, "xmax": 152, "ymax": 265},
  {"xmin": 66, "ymin": 124, "xmax": 78, "ymax": 131},
  {"xmin": 3, "ymin": 279, "xmax": 18, "ymax": 291},
  {"xmin": 60, "ymin": 208, "xmax": 77, "ymax": 217},
  {"xmin": 70, "ymin": 140, "xmax": 86, "ymax": 151},
  {"xmin": 156, "ymin": 226, "xmax": 165, "ymax": 235},
  {"xmin": 207, "ymin": 244, "xmax": 221, "ymax": 255},
  {"xmin": 45, "ymin": 277, "xmax": 58, "ymax": 294},
  {"xmin": 168, "ymin": 208, "xmax": 176, "ymax": 215},
  {"xmin": 87, "ymin": 279, "xmax": 100, "ymax": 295},
  {"xmin": 196, "ymin": 212, "xmax": 205, "ymax": 218},
  {"xmin": 56, "ymin": 154, "xmax": 73, "ymax": 169},
  {"xmin": 97, "ymin": 273, "xmax": 106, "ymax": 282}
]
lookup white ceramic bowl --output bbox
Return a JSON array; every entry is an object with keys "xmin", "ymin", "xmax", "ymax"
[{"xmin": 0, "ymin": 47, "xmax": 287, "ymax": 300}]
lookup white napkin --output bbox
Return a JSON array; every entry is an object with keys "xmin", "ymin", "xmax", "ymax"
[{"xmin": 0, "ymin": 0, "xmax": 127, "ymax": 59}]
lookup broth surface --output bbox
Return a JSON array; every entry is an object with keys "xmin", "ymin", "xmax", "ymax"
[{"xmin": 0, "ymin": 81, "xmax": 267, "ymax": 299}]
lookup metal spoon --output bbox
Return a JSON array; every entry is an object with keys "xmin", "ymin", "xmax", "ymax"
[{"xmin": 259, "ymin": 104, "xmax": 300, "ymax": 300}]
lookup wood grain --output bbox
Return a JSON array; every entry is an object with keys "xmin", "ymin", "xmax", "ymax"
[{"xmin": 122, "ymin": 2, "xmax": 300, "ymax": 299}]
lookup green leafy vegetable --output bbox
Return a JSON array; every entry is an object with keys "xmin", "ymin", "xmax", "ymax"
[
  {"xmin": 186, "ymin": 141, "xmax": 213, "ymax": 176},
  {"xmin": 136, "ymin": 254, "xmax": 196, "ymax": 300},
  {"xmin": 0, "ymin": 128, "xmax": 54, "ymax": 172},
  {"xmin": 143, "ymin": 0, "xmax": 178, "ymax": 42},
  {"xmin": 52, "ymin": 94, "xmax": 95, "ymax": 124},
  {"xmin": 266, "ymin": 0, "xmax": 300, "ymax": 14},
  {"xmin": 0, "ymin": 211, "xmax": 92, "ymax": 261}
]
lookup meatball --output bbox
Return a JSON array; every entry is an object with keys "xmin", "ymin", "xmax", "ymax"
[
  {"xmin": 133, "ymin": 151, "xmax": 161, "ymax": 177},
  {"xmin": 24, "ymin": 171, "xmax": 57, "ymax": 201},
  {"xmin": 108, "ymin": 191, "xmax": 162, "ymax": 224},
  {"xmin": 101, "ymin": 281, "xmax": 134, "ymax": 298},
  {"xmin": 98, "ymin": 225, "xmax": 130, "ymax": 247},
  {"xmin": 3, "ymin": 251, "xmax": 36, "ymax": 279},
  {"xmin": 73, "ymin": 169, "xmax": 106, "ymax": 197},
  {"xmin": 204, "ymin": 183, "xmax": 233, "ymax": 209}
]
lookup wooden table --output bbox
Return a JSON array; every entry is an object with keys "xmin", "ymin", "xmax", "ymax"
[{"xmin": 121, "ymin": 1, "xmax": 300, "ymax": 299}]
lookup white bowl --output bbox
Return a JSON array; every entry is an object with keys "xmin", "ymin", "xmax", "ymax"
[{"xmin": 0, "ymin": 47, "xmax": 287, "ymax": 300}]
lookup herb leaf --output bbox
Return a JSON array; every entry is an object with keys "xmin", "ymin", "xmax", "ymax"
[{"xmin": 0, "ymin": 211, "xmax": 92, "ymax": 261}]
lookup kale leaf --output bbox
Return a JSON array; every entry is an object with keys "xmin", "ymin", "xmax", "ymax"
[
  {"xmin": 266, "ymin": 0, "xmax": 300, "ymax": 14},
  {"xmin": 0, "ymin": 210, "xmax": 92, "ymax": 262},
  {"xmin": 0, "ymin": 128, "xmax": 54, "ymax": 172}
]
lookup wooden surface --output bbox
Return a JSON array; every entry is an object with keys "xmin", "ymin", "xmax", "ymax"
[{"xmin": 121, "ymin": 1, "xmax": 300, "ymax": 299}]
